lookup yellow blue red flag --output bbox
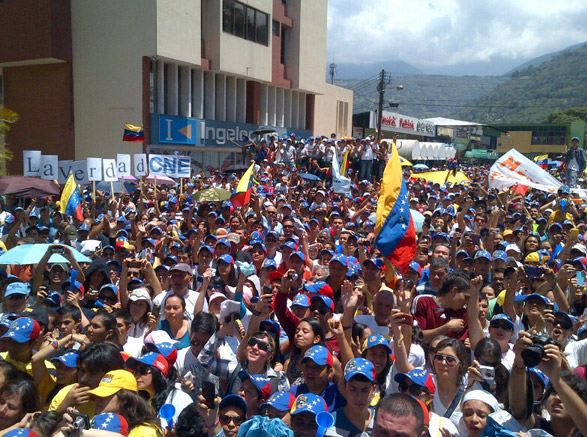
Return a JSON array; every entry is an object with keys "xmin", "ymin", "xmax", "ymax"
[
  {"xmin": 122, "ymin": 123, "xmax": 144, "ymax": 142},
  {"xmin": 230, "ymin": 161, "xmax": 255, "ymax": 207},
  {"xmin": 375, "ymin": 144, "xmax": 417, "ymax": 273},
  {"xmin": 60, "ymin": 174, "xmax": 84, "ymax": 221}
]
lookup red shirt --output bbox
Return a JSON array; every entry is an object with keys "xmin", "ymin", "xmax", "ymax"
[{"xmin": 413, "ymin": 295, "xmax": 469, "ymax": 341}]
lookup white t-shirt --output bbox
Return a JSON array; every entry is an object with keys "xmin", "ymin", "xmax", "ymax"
[
  {"xmin": 565, "ymin": 338, "xmax": 587, "ymax": 369},
  {"xmin": 153, "ymin": 289, "xmax": 208, "ymax": 321},
  {"xmin": 159, "ymin": 389, "xmax": 193, "ymax": 429}
]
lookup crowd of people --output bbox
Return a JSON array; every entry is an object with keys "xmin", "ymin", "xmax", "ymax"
[{"xmin": 0, "ymin": 133, "xmax": 586, "ymax": 437}]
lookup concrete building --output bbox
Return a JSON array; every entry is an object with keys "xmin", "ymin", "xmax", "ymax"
[{"xmin": 0, "ymin": 0, "xmax": 352, "ymax": 174}]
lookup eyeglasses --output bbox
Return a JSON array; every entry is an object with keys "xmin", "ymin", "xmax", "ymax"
[
  {"xmin": 398, "ymin": 382, "xmax": 426, "ymax": 397},
  {"xmin": 478, "ymin": 358, "xmax": 499, "ymax": 368},
  {"xmin": 283, "ymin": 225, "xmax": 294, "ymax": 229},
  {"xmin": 310, "ymin": 304, "xmax": 331, "ymax": 315},
  {"xmin": 248, "ymin": 337, "xmax": 271, "ymax": 352},
  {"xmin": 433, "ymin": 354, "xmax": 459, "ymax": 367},
  {"xmin": 219, "ymin": 415, "xmax": 245, "ymax": 426}
]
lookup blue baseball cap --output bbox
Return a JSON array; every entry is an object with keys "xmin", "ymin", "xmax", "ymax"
[
  {"xmin": 237, "ymin": 371, "xmax": 273, "ymax": 400},
  {"xmin": 329, "ymin": 254, "xmax": 348, "ymax": 266},
  {"xmin": 198, "ymin": 244, "xmax": 214, "ymax": 254},
  {"xmin": 528, "ymin": 367, "xmax": 550, "ymax": 388},
  {"xmin": 259, "ymin": 319, "xmax": 281, "ymax": 337},
  {"xmin": 523, "ymin": 293, "xmax": 552, "ymax": 305},
  {"xmin": 301, "ymin": 345, "xmax": 334, "ymax": 367},
  {"xmin": 363, "ymin": 258, "xmax": 384, "ymax": 270},
  {"xmin": 292, "ymin": 294, "xmax": 311, "ymax": 308},
  {"xmin": 126, "ymin": 352, "xmax": 170, "ymax": 377},
  {"xmin": 289, "ymin": 251, "xmax": 305, "ymax": 262},
  {"xmin": 474, "ymin": 250, "xmax": 492, "ymax": 261},
  {"xmin": 50, "ymin": 351, "xmax": 79, "ymax": 368},
  {"xmin": 0, "ymin": 313, "xmax": 19, "ymax": 329},
  {"xmin": 250, "ymin": 241, "xmax": 267, "ymax": 252},
  {"xmin": 492, "ymin": 250, "xmax": 507, "ymax": 262},
  {"xmin": 250, "ymin": 231, "xmax": 264, "ymax": 242},
  {"xmin": 4, "ymin": 282, "xmax": 31, "ymax": 297},
  {"xmin": 280, "ymin": 240, "xmax": 297, "ymax": 251},
  {"xmin": 219, "ymin": 394, "xmax": 248, "ymax": 415},
  {"xmin": 217, "ymin": 254, "xmax": 234, "ymax": 265},
  {"xmin": 1, "ymin": 318, "xmax": 41, "ymax": 343},
  {"xmin": 261, "ymin": 259, "xmax": 277, "ymax": 269},
  {"xmin": 363, "ymin": 334, "xmax": 391, "ymax": 353},
  {"xmin": 310, "ymin": 294, "xmax": 334, "ymax": 311},
  {"xmin": 100, "ymin": 284, "xmax": 118, "ymax": 296},
  {"xmin": 78, "ymin": 223, "xmax": 90, "ymax": 232},
  {"xmin": 290, "ymin": 393, "xmax": 327, "ymax": 416},
  {"xmin": 216, "ymin": 238, "xmax": 231, "ymax": 248},
  {"xmin": 432, "ymin": 232, "xmax": 450, "ymax": 242},
  {"xmin": 344, "ymin": 358, "xmax": 375, "ymax": 382},
  {"xmin": 489, "ymin": 314, "xmax": 514, "ymax": 330},
  {"xmin": 394, "ymin": 368, "xmax": 436, "ymax": 394},
  {"xmin": 261, "ymin": 391, "xmax": 296, "ymax": 412}
]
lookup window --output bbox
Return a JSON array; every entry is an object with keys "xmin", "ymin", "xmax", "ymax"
[
  {"xmin": 272, "ymin": 20, "xmax": 280, "ymax": 36},
  {"xmin": 222, "ymin": 0, "xmax": 269, "ymax": 46}
]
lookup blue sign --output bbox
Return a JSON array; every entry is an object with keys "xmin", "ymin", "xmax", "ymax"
[{"xmin": 152, "ymin": 115, "xmax": 197, "ymax": 145}]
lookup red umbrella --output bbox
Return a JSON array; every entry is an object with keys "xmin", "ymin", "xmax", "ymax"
[{"xmin": 0, "ymin": 176, "xmax": 61, "ymax": 198}]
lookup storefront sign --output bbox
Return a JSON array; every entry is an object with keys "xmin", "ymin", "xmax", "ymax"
[{"xmin": 379, "ymin": 111, "xmax": 435, "ymax": 137}]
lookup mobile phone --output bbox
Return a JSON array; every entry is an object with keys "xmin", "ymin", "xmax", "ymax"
[
  {"xmin": 546, "ymin": 303, "xmax": 555, "ymax": 312},
  {"xmin": 51, "ymin": 246, "xmax": 65, "ymax": 255},
  {"xmin": 202, "ymin": 380, "xmax": 216, "ymax": 409},
  {"xmin": 262, "ymin": 286, "xmax": 273, "ymax": 294},
  {"xmin": 524, "ymin": 266, "xmax": 543, "ymax": 277},
  {"xmin": 470, "ymin": 234, "xmax": 481, "ymax": 246},
  {"xmin": 519, "ymin": 215, "xmax": 527, "ymax": 224},
  {"xmin": 152, "ymin": 305, "xmax": 161, "ymax": 319},
  {"xmin": 577, "ymin": 271, "xmax": 585, "ymax": 286},
  {"xmin": 401, "ymin": 278, "xmax": 415, "ymax": 290},
  {"xmin": 479, "ymin": 365, "xmax": 495, "ymax": 380},
  {"xmin": 398, "ymin": 313, "xmax": 413, "ymax": 326}
]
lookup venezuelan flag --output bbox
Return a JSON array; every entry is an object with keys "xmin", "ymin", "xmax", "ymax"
[
  {"xmin": 230, "ymin": 161, "xmax": 255, "ymax": 207},
  {"xmin": 122, "ymin": 123, "xmax": 145, "ymax": 142},
  {"xmin": 60, "ymin": 174, "xmax": 84, "ymax": 221},
  {"xmin": 374, "ymin": 144, "xmax": 417, "ymax": 273},
  {"xmin": 340, "ymin": 149, "xmax": 350, "ymax": 176}
]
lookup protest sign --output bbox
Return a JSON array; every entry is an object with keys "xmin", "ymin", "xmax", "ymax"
[
  {"xmin": 40, "ymin": 155, "xmax": 58, "ymax": 180},
  {"xmin": 489, "ymin": 149, "xmax": 561, "ymax": 193}
]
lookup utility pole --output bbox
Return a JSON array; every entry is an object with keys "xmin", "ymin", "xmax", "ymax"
[
  {"xmin": 329, "ymin": 62, "xmax": 337, "ymax": 84},
  {"xmin": 376, "ymin": 69, "xmax": 391, "ymax": 141}
]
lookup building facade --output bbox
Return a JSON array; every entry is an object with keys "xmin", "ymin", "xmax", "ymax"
[{"xmin": 0, "ymin": 0, "xmax": 353, "ymax": 174}]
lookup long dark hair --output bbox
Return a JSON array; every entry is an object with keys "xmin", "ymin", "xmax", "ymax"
[
  {"xmin": 0, "ymin": 378, "xmax": 41, "ymax": 418},
  {"xmin": 432, "ymin": 337, "xmax": 468, "ymax": 386},
  {"xmin": 92, "ymin": 311, "xmax": 120, "ymax": 344},
  {"xmin": 474, "ymin": 338, "xmax": 509, "ymax": 407},
  {"xmin": 149, "ymin": 367, "xmax": 175, "ymax": 411},
  {"xmin": 291, "ymin": 318, "xmax": 325, "ymax": 358},
  {"xmin": 115, "ymin": 389, "xmax": 159, "ymax": 430}
]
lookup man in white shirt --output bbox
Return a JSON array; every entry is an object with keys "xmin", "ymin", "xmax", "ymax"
[{"xmin": 153, "ymin": 263, "xmax": 207, "ymax": 320}]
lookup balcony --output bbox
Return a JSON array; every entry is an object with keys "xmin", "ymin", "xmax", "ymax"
[{"xmin": 0, "ymin": 0, "xmax": 72, "ymax": 67}]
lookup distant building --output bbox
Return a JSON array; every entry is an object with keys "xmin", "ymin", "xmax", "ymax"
[
  {"xmin": 490, "ymin": 122, "xmax": 586, "ymax": 157},
  {"xmin": 0, "ymin": 0, "xmax": 352, "ymax": 174}
]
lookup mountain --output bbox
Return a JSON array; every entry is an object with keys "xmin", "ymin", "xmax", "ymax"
[
  {"xmin": 339, "ymin": 75, "xmax": 506, "ymax": 119},
  {"xmin": 507, "ymin": 41, "xmax": 587, "ymax": 75},
  {"xmin": 332, "ymin": 60, "xmax": 423, "ymax": 80},
  {"xmin": 452, "ymin": 44, "xmax": 587, "ymax": 123}
]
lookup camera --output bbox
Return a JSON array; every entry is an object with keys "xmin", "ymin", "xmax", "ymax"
[
  {"xmin": 522, "ymin": 334, "xmax": 560, "ymax": 367},
  {"xmin": 288, "ymin": 272, "xmax": 300, "ymax": 281},
  {"xmin": 478, "ymin": 365, "xmax": 495, "ymax": 380},
  {"xmin": 51, "ymin": 246, "xmax": 65, "ymax": 255},
  {"xmin": 71, "ymin": 413, "xmax": 90, "ymax": 430}
]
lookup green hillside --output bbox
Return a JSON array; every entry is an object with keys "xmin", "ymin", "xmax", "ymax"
[
  {"xmin": 339, "ymin": 75, "xmax": 506, "ymax": 119},
  {"xmin": 453, "ymin": 45, "xmax": 587, "ymax": 123}
]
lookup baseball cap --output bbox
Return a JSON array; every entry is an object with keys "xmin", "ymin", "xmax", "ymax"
[
  {"xmin": 492, "ymin": 250, "xmax": 507, "ymax": 262},
  {"xmin": 4, "ymin": 282, "xmax": 31, "ymax": 298},
  {"xmin": 280, "ymin": 240, "xmax": 298, "ymax": 251},
  {"xmin": 408, "ymin": 261, "xmax": 422, "ymax": 275},
  {"xmin": 527, "ymin": 367, "xmax": 550, "ymax": 388},
  {"xmin": 198, "ymin": 244, "xmax": 214, "ymax": 254},
  {"xmin": 259, "ymin": 319, "xmax": 281, "ymax": 337},
  {"xmin": 237, "ymin": 371, "xmax": 273, "ymax": 400},
  {"xmin": 302, "ymin": 345, "xmax": 334, "ymax": 367},
  {"xmin": 310, "ymin": 295, "xmax": 335, "ymax": 312},
  {"xmin": 216, "ymin": 238, "xmax": 231, "ymax": 248},
  {"xmin": 3, "ymin": 430, "xmax": 39, "ymax": 437},
  {"xmin": 363, "ymin": 334, "xmax": 391, "ymax": 354},
  {"xmin": 100, "ymin": 283, "xmax": 118, "ymax": 296},
  {"xmin": 489, "ymin": 314, "xmax": 514, "ymax": 330},
  {"xmin": 292, "ymin": 294, "xmax": 311, "ymax": 308},
  {"xmin": 290, "ymin": 393, "xmax": 327, "ymax": 416},
  {"xmin": 217, "ymin": 254, "xmax": 234, "ymax": 265},
  {"xmin": 90, "ymin": 413, "xmax": 129, "ymax": 436},
  {"xmin": 219, "ymin": 394, "xmax": 248, "ymax": 415},
  {"xmin": 144, "ymin": 342, "xmax": 178, "ymax": 366},
  {"xmin": 395, "ymin": 368, "xmax": 436, "ymax": 394},
  {"xmin": 505, "ymin": 244, "xmax": 521, "ymax": 254},
  {"xmin": 1, "ymin": 318, "xmax": 41, "ymax": 343},
  {"xmin": 128, "ymin": 289, "xmax": 153, "ymax": 310},
  {"xmin": 50, "ymin": 351, "xmax": 79, "ymax": 368},
  {"xmin": 169, "ymin": 263, "xmax": 193, "ymax": 275},
  {"xmin": 363, "ymin": 258, "xmax": 384, "ymax": 270},
  {"xmin": 344, "ymin": 358, "xmax": 376, "ymax": 382},
  {"xmin": 262, "ymin": 259, "xmax": 277, "ymax": 269},
  {"xmin": 329, "ymin": 254, "xmax": 348, "ymax": 266},
  {"xmin": 474, "ymin": 250, "xmax": 492, "ymax": 261},
  {"xmin": 260, "ymin": 391, "xmax": 296, "ymax": 412},
  {"xmin": 126, "ymin": 352, "xmax": 169, "ymax": 377},
  {"xmin": 523, "ymin": 293, "xmax": 552, "ymax": 305},
  {"xmin": 88, "ymin": 370, "xmax": 138, "ymax": 397},
  {"xmin": 304, "ymin": 281, "xmax": 334, "ymax": 298}
]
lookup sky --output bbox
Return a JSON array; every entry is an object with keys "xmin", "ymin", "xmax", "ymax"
[{"xmin": 327, "ymin": 0, "xmax": 587, "ymax": 75}]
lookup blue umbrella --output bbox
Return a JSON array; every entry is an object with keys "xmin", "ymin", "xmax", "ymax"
[
  {"xmin": 0, "ymin": 244, "xmax": 91, "ymax": 265},
  {"xmin": 410, "ymin": 209, "xmax": 425, "ymax": 232},
  {"xmin": 413, "ymin": 164, "xmax": 429, "ymax": 170},
  {"xmin": 95, "ymin": 181, "xmax": 137, "ymax": 194},
  {"xmin": 300, "ymin": 173, "xmax": 322, "ymax": 181}
]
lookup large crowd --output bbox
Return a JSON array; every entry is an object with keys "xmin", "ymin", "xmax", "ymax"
[{"xmin": 0, "ymin": 134, "xmax": 586, "ymax": 437}]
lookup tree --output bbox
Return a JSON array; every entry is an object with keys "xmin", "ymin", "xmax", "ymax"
[
  {"xmin": 542, "ymin": 107, "xmax": 587, "ymax": 124},
  {"xmin": 0, "ymin": 105, "xmax": 17, "ymax": 174}
]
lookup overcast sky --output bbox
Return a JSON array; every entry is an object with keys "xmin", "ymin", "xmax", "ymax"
[{"xmin": 327, "ymin": 0, "xmax": 587, "ymax": 75}]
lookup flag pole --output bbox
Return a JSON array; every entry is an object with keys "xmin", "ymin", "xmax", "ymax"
[
  {"xmin": 180, "ymin": 178, "xmax": 183, "ymax": 196},
  {"xmin": 110, "ymin": 181, "xmax": 115, "ymax": 202},
  {"xmin": 92, "ymin": 181, "xmax": 96, "ymax": 202}
]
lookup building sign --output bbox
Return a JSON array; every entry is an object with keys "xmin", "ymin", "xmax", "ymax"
[
  {"xmin": 152, "ymin": 115, "xmax": 197, "ymax": 145},
  {"xmin": 378, "ymin": 111, "xmax": 435, "ymax": 137},
  {"xmin": 151, "ymin": 114, "xmax": 312, "ymax": 148}
]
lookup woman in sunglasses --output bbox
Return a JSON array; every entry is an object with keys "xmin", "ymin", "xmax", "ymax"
[{"xmin": 126, "ymin": 352, "xmax": 192, "ymax": 429}]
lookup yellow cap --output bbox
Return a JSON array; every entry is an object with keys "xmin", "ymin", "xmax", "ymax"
[
  {"xmin": 503, "ymin": 230, "xmax": 513, "ymax": 237},
  {"xmin": 88, "ymin": 370, "xmax": 137, "ymax": 398},
  {"xmin": 524, "ymin": 252, "xmax": 540, "ymax": 264}
]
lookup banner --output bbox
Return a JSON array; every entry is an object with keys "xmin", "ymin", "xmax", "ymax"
[
  {"xmin": 331, "ymin": 150, "xmax": 350, "ymax": 194},
  {"xmin": 489, "ymin": 149, "xmax": 561, "ymax": 193},
  {"xmin": 40, "ymin": 155, "xmax": 58, "ymax": 180},
  {"xmin": 134, "ymin": 154, "xmax": 148, "ymax": 176},
  {"xmin": 102, "ymin": 159, "xmax": 118, "ymax": 182}
]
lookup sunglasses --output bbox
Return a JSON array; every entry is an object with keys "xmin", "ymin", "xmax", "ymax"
[
  {"xmin": 398, "ymin": 382, "xmax": 426, "ymax": 397},
  {"xmin": 134, "ymin": 365, "xmax": 152, "ymax": 376},
  {"xmin": 219, "ymin": 415, "xmax": 245, "ymax": 426},
  {"xmin": 490, "ymin": 321, "xmax": 513, "ymax": 331},
  {"xmin": 310, "ymin": 304, "xmax": 331, "ymax": 315},
  {"xmin": 433, "ymin": 354, "xmax": 459, "ymax": 367},
  {"xmin": 553, "ymin": 320, "xmax": 573, "ymax": 331},
  {"xmin": 247, "ymin": 337, "xmax": 271, "ymax": 352}
]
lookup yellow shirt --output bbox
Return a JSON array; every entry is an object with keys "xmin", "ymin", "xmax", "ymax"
[
  {"xmin": 48, "ymin": 383, "xmax": 96, "ymax": 418},
  {"xmin": 128, "ymin": 424, "xmax": 162, "ymax": 437},
  {"xmin": 0, "ymin": 351, "xmax": 56, "ymax": 402}
]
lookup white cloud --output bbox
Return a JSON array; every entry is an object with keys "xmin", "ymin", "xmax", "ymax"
[{"xmin": 327, "ymin": 0, "xmax": 587, "ymax": 72}]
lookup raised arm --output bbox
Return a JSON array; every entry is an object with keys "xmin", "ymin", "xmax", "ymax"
[{"xmin": 468, "ymin": 275, "xmax": 486, "ymax": 351}]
